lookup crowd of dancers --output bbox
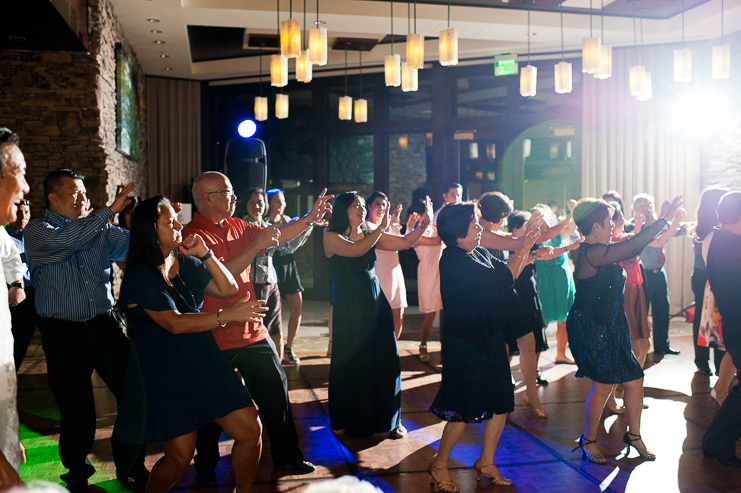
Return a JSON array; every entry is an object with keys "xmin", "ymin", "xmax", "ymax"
[{"xmin": 2, "ymin": 125, "xmax": 741, "ymax": 493}]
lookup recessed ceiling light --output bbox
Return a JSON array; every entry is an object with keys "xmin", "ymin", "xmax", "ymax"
[
  {"xmin": 154, "ymin": 40, "xmax": 166, "ymax": 44},
  {"xmin": 150, "ymin": 29, "xmax": 162, "ymax": 34},
  {"xmin": 165, "ymin": 67, "xmax": 173, "ymax": 71},
  {"xmin": 160, "ymin": 54, "xmax": 170, "ymax": 58},
  {"xmin": 8, "ymin": 36, "xmax": 26, "ymax": 42},
  {"xmin": 147, "ymin": 18, "xmax": 160, "ymax": 23}
]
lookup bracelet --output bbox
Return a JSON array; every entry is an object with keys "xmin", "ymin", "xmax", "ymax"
[
  {"xmin": 10, "ymin": 281, "xmax": 23, "ymax": 289},
  {"xmin": 512, "ymin": 253, "xmax": 527, "ymax": 261},
  {"xmin": 217, "ymin": 309, "xmax": 227, "ymax": 327},
  {"xmin": 199, "ymin": 250, "xmax": 213, "ymax": 262}
]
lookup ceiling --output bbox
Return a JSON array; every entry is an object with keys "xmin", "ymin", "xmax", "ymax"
[{"xmin": 110, "ymin": 0, "xmax": 741, "ymax": 82}]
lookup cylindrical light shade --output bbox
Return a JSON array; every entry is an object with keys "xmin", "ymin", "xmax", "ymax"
[
  {"xmin": 270, "ymin": 55, "xmax": 288, "ymax": 87},
  {"xmin": 296, "ymin": 49, "xmax": 312, "ymax": 82},
  {"xmin": 523, "ymin": 139, "xmax": 532, "ymax": 158},
  {"xmin": 385, "ymin": 54, "xmax": 401, "ymax": 87},
  {"xmin": 308, "ymin": 27, "xmax": 328, "ymax": 66},
  {"xmin": 338, "ymin": 96, "xmax": 353, "ymax": 121},
  {"xmin": 439, "ymin": 27, "xmax": 458, "ymax": 66},
  {"xmin": 636, "ymin": 72, "xmax": 653, "ymax": 102},
  {"xmin": 280, "ymin": 19, "xmax": 301, "ymax": 58},
  {"xmin": 469, "ymin": 142, "xmax": 479, "ymax": 159},
  {"xmin": 712, "ymin": 44, "xmax": 731, "ymax": 79},
  {"xmin": 582, "ymin": 37, "xmax": 601, "ymax": 74},
  {"xmin": 674, "ymin": 48, "xmax": 692, "ymax": 82},
  {"xmin": 401, "ymin": 62, "xmax": 418, "ymax": 92},
  {"xmin": 486, "ymin": 143, "xmax": 496, "ymax": 160},
  {"xmin": 629, "ymin": 64, "xmax": 646, "ymax": 96},
  {"xmin": 354, "ymin": 99, "xmax": 368, "ymax": 123},
  {"xmin": 407, "ymin": 33, "xmax": 425, "ymax": 69},
  {"xmin": 276, "ymin": 94, "xmax": 289, "ymax": 119},
  {"xmin": 254, "ymin": 96, "xmax": 268, "ymax": 121},
  {"xmin": 594, "ymin": 45, "xmax": 612, "ymax": 79},
  {"xmin": 398, "ymin": 134, "xmax": 408, "ymax": 150},
  {"xmin": 555, "ymin": 61, "xmax": 573, "ymax": 94},
  {"xmin": 520, "ymin": 64, "xmax": 537, "ymax": 97}
]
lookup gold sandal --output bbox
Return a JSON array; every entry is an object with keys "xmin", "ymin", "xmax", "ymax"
[{"xmin": 428, "ymin": 458, "xmax": 460, "ymax": 493}]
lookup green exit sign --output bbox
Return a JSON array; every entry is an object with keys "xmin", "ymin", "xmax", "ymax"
[{"xmin": 494, "ymin": 59, "xmax": 518, "ymax": 76}]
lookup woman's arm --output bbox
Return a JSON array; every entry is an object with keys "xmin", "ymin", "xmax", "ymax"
[
  {"xmin": 506, "ymin": 226, "xmax": 540, "ymax": 278},
  {"xmin": 376, "ymin": 215, "xmax": 430, "ymax": 251},
  {"xmin": 179, "ymin": 234, "xmax": 239, "ymax": 298},
  {"xmin": 324, "ymin": 228, "xmax": 384, "ymax": 258},
  {"xmin": 648, "ymin": 209, "xmax": 685, "ymax": 248}
]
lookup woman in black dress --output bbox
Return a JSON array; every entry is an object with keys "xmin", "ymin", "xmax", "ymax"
[
  {"xmin": 568, "ymin": 196, "xmax": 682, "ymax": 464},
  {"xmin": 323, "ymin": 192, "xmax": 431, "ymax": 440},
  {"xmin": 428, "ymin": 203, "xmax": 538, "ymax": 491},
  {"xmin": 115, "ymin": 196, "xmax": 267, "ymax": 493}
]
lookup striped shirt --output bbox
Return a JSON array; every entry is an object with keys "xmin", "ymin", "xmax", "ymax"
[{"xmin": 25, "ymin": 208, "xmax": 129, "ymax": 322}]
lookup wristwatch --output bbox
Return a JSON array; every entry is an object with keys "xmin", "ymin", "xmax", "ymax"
[{"xmin": 10, "ymin": 281, "xmax": 23, "ymax": 289}]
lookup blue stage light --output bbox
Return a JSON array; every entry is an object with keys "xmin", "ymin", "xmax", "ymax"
[{"xmin": 237, "ymin": 120, "xmax": 257, "ymax": 138}]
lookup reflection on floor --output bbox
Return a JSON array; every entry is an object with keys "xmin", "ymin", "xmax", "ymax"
[{"xmin": 15, "ymin": 303, "xmax": 741, "ymax": 493}]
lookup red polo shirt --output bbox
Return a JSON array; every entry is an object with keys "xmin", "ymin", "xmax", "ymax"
[{"xmin": 183, "ymin": 212, "xmax": 268, "ymax": 350}]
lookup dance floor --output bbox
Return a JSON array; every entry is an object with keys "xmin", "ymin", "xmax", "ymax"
[{"xmin": 15, "ymin": 303, "xmax": 741, "ymax": 493}]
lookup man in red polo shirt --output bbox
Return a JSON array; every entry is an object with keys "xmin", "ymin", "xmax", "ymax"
[{"xmin": 183, "ymin": 172, "xmax": 331, "ymax": 482}]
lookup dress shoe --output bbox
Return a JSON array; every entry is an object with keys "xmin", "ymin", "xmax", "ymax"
[
  {"xmin": 696, "ymin": 367, "xmax": 713, "ymax": 376},
  {"xmin": 276, "ymin": 459, "xmax": 317, "ymax": 474},
  {"xmin": 656, "ymin": 347, "xmax": 680, "ymax": 355},
  {"xmin": 195, "ymin": 470, "xmax": 218, "ymax": 486},
  {"xmin": 63, "ymin": 478, "xmax": 89, "ymax": 493},
  {"xmin": 119, "ymin": 465, "xmax": 150, "ymax": 489},
  {"xmin": 703, "ymin": 449, "xmax": 741, "ymax": 468}
]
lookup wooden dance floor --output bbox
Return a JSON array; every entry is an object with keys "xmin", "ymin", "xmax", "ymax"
[{"xmin": 15, "ymin": 304, "xmax": 741, "ymax": 493}]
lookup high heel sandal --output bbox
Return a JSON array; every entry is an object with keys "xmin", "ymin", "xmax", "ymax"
[
  {"xmin": 605, "ymin": 402, "xmax": 626, "ymax": 416},
  {"xmin": 522, "ymin": 394, "xmax": 548, "ymax": 418},
  {"xmin": 572, "ymin": 434, "xmax": 606, "ymax": 464},
  {"xmin": 623, "ymin": 432, "xmax": 656, "ymax": 460},
  {"xmin": 472, "ymin": 458, "xmax": 513, "ymax": 487},
  {"xmin": 427, "ymin": 459, "xmax": 460, "ymax": 493},
  {"xmin": 419, "ymin": 344, "xmax": 430, "ymax": 363}
]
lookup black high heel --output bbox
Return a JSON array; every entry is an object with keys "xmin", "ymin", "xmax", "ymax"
[
  {"xmin": 572, "ymin": 434, "xmax": 606, "ymax": 464},
  {"xmin": 623, "ymin": 432, "xmax": 656, "ymax": 460}
]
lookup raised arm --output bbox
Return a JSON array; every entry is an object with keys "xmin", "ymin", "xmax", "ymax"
[
  {"xmin": 506, "ymin": 225, "xmax": 540, "ymax": 278},
  {"xmin": 25, "ymin": 208, "xmax": 115, "ymax": 263},
  {"xmin": 179, "ymin": 233, "xmax": 239, "ymax": 298},
  {"xmin": 219, "ymin": 224, "xmax": 281, "ymax": 278},
  {"xmin": 649, "ymin": 209, "xmax": 685, "ymax": 248},
  {"xmin": 276, "ymin": 189, "xmax": 333, "ymax": 244}
]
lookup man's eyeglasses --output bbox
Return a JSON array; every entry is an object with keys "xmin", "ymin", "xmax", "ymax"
[
  {"xmin": 206, "ymin": 189, "xmax": 236, "ymax": 197},
  {"xmin": 16, "ymin": 200, "xmax": 31, "ymax": 206}
]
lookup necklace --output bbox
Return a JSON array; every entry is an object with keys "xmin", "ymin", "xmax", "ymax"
[{"xmin": 173, "ymin": 269, "xmax": 198, "ymax": 311}]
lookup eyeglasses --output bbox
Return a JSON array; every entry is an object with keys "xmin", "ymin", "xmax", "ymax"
[
  {"xmin": 16, "ymin": 200, "xmax": 31, "ymax": 206},
  {"xmin": 206, "ymin": 189, "xmax": 236, "ymax": 197}
]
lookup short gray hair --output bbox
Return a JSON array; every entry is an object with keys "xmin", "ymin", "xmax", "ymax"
[{"xmin": 0, "ymin": 127, "xmax": 20, "ymax": 178}]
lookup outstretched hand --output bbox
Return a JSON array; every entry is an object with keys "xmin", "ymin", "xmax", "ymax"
[
  {"xmin": 256, "ymin": 222, "xmax": 281, "ymax": 249},
  {"xmin": 306, "ymin": 189, "xmax": 335, "ymax": 223},
  {"xmin": 391, "ymin": 204, "xmax": 403, "ymax": 225},
  {"xmin": 406, "ymin": 212, "xmax": 421, "ymax": 233},
  {"xmin": 379, "ymin": 208, "xmax": 391, "ymax": 231},
  {"xmin": 660, "ymin": 195, "xmax": 684, "ymax": 222},
  {"xmin": 230, "ymin": 292, "xmax": 269, "ymax": 323},
  {"xmin": 110, "ymin": 183, "xmax": 136, "ymax": 214}
]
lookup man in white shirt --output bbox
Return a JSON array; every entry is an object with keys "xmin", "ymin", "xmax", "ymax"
[{"xmin": 432, "ymin": 183, "xmax": 463, "ymax": 225}]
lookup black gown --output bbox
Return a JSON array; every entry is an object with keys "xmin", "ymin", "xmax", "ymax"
[
  {"xmin": 430, "ymin": 246, "xmax": 515, "ymax": 422},
  {"xmin": 327, "ymin": 240, "xmax": 401, "ymax": 439}
]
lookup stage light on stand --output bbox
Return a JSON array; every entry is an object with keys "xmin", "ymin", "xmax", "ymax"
[{"xmin": 237, "ymin": 120, "xmax": 257, "ymax": 138}]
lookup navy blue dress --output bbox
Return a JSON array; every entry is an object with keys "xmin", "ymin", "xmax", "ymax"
[{"xmin": 114, "ymin": 256, "xmax": 253, "ymax": 444}]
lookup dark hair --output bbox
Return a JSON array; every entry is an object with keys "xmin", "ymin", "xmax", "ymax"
[
  {"xmin": 573, "ymin": 198, "xmax": 614, "ymax": 236},
  {"xmin": 266, "ymin": 188, "xmax": 284, "ymax": 201},
  {"xmin": 245, "ymin": 187, "xmax": 265, "ymax": 202},
  {"xmin": 444, "ymin": 183, "xmax": 462, "ymax": 194},
  {"xmin": 691, "ymin": 186, "xmax": 728, "ymax": 240},
  {"xmin": 437, "ymin": 202, "xmax": 477, "ymax": 247},
  {"xmin": 607, "ymin": 201, "xmax": 623, "ymax": 222},
  {"xmin": 717, "ymin": 191, "xmax": 741, "ymax": 226},
  {"xmin": 478, "ymin": 192, "xmax": 513, "ymax": 223},
  {"xmin": 119, "ymin": 196, "xmax": 141, "ymax": 230},
  {"xmin": 507, "ymin": 210, "xmax": 530, "ymax": 232},
  {"xmin": 328, "ymin": 191, "xmax": 360, "ymax": 234},
  {"xmin": 602, "ymin": 190, "xmax": 624, "ymax": 213},
  {"xmin": 367, "ymin": 191, "xmax": 388, "ymax": 211},
  {"xmin": 43, "ymin": 169, "xmax": 85, "ymax": 208},
  {"xmin": 0, "ymin": 127, "xmax": 20, "ymax": 178}
]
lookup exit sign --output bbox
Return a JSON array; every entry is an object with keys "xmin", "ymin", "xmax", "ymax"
[{"xmin": 494, "ymin": 59, "xmax": 518, "ymax": 76}]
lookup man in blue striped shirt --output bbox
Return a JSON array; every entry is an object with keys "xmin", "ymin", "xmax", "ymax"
[{"xmin": 24, "ymin": 169, "xmax": 147, "ymax": 492}]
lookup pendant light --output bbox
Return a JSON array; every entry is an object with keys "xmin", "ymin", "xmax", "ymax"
[
  {"xmin": 309, "ymin": 0, "xmax": 328, "ymax": 66},
  {"xmin": 712, "ymin": 0, "xmax": 730, "ymax": 79},
  {"xmin": 594, "ymin": 0, "xmax": 612, "ymax": 79},
  {"xmin": 555, "ymin": 5, "xmax": 572, "ymax": 94},
  {"xmin": 629, "ymin": 13, "xmax": 646, "ymax": 96},
  {"xmin": 674, "ymin": 0, "xmax": 692, "ymax": 82},
  {"xmin": 280, "ymin": 0, "xmax": 301, "ymax": 59},
  {"xmin": 355, "ymin": 51, "xmax": 368, "ymax": 123},
  {"xmin": 339, "ymin": 48, "xmax": 353, "ymax": 120},
  {"xmin": 385, "ymin": 0, "xmax": 401, "ymax": 87},
  {"xmin": 407, "ymin": 0, "xmax": 424, "ymax": 69},
  {"xmin": 255, "ymin": 47, "xmax": 268, "ymax": 121},
  {"xmin": 271, "ymin": 4, "xmax": 288, "ymax": 87},
  {"xmin": 636, "ymin": 15, "xmax": 652, "ymax": 101},
  {"xmin": 401, "ymin": 62, "xmax": 418, "ymax": 91},
  {"xmin": 276, "ymin": 93, "xmax": 289, "ymax": 119},
  {"xmin": 296, "ymin": 0, "xmax": 312, "ymax": 82},
  {"xmin": 439, "ymin": 0, "xmax": 458, "ymax": 66},
  {"xmin": 520, "ymin": 7, "xmax": 537, "ymax": 97},
  {"xmin": 582, "ymin": 0, "xmax": 601, "ymax": 74}
]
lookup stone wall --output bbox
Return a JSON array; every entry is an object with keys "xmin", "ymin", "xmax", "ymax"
[{"xmin": 0, "ymin": 0, "xmax": 146, "ymax": 218}]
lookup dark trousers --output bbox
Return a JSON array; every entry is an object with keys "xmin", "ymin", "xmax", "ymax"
[
  {"xmin": 38, "ymin": 313, "xmax": 145, "ymax": 481},
  {"xmin": 691, "ymin": 270, "xmax": 726, "ymax": 372},
  {"xmin": 702, "ymin": 329, "xmax": 741, "ymax": 458},
  {"xmin": 194, "ymin": 338, "xmax": 304, "ymax": 473},
  {"xmin": 644, "ymin": 269, "xmax": 671, "ymax": 352},
  {"xmin": 10, "ymin": 286, "xmax": 37, "ymax": 370}
]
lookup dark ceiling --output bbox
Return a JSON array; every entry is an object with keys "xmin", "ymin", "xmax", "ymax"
[{"xmin": 0, "ymin": 0, "xmax": 86, "ymax": 52}]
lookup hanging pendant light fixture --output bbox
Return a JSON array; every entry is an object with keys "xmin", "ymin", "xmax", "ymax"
[
  {"xmin": 629, "ymin": 12, "xmax": 646, "ymax": 96},
  {"xmin": 276, "ymin": 93, "xmax": 289, "ymax": 119},
  {"xmin": 308, "ymin": 0, "xmax": 328, "ymax": 66},
  {"xmin": 636, "ymin": 14, "xmax": 652, "ymax": 101},
  {"xmin": 280, "ymin": 0, "xmax": 301, "ymax": 59},
  {"xmin": 674, "ymin": 0, "xmax": 692, "ymax": 82},
  {"xmin": 255, "ymin": 47, "xmax": 268, "ymax": 121},
  {"xmin": 407, "ymin": 0, "xmax": 424, "ymax": 69},
  {"xmin": 594, "ymin": 0, "xmax": 612, "ymax": 79},
  {"xmin": 401, "ymin": 62, "xmax": 418, "ymax": 91},
  {"xmin": 402, "ymin": 8, "xmax": 419, "ymax": 93},
  {"xmin": 520, "ymin": 7, "xmax": 537, "ymax": 97},
  {"xmin": 439, "ymin": 0, "xmax": 458, "ymax": 66},
  {"xmin": 555, "ymin": 5, "xmax": 573, "ymax": 94},
  {"xmin": 296, "ymin": 0, "xmax": 312, "ymax": 82},
  {"xmin": 339, "ymin": 48, "xmax": 353, "ymax": 120},
  {"xmin": 712, "ymin": 0, "xmax": 730, "ymax": 79},
  {"xmin": 582, "ymin": 0, "xmax": 601, "ymax": 74},
  {"xmin": 385, "ymin": 0, "xmax": 401, "ymax": 87},
  {"xmin": 355, "ymin": 51, "xmax": 368, "ymax": 123},
  {"xmin": 272, "ymin": 3, "xmax": 288, "ymax": 87}
]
